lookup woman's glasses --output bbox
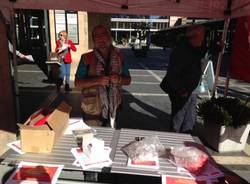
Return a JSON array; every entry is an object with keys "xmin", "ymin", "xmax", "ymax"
[{"xmin": 59, "ymin": 34, "xmax": 63, "ymax": 37}]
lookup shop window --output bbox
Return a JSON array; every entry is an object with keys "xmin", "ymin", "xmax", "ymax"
[{"xmin": 54, "ymin": 10, "xmax": 79, "ymax": 44}]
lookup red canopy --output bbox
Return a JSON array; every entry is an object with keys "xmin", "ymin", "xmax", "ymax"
[{"xmin": 1, "ymin": 0, "xmax": 250, "ymax": 22}]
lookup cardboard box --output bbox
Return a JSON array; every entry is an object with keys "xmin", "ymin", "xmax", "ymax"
[{"xmin": 19, "ymin": 101, "xmax": 72, "ymax": 153}]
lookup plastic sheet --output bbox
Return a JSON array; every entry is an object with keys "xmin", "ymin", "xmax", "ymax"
[
  {"xmin": 169, "ymin": 146, "xmax": 209, "ymax": 174},
  {"xmin": 121, "ymin": 136, "xmax": 165, "ymax": 162}
]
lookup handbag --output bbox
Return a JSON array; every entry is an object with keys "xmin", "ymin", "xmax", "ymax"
[
  {"xmin": 160, "ymin": 74, "xmax": 171, "ymax": 94},
  {"xmin": 81, "ymin": 52, "xmax": 102, "ymax": 117},
  {"xmin": 81, "ymin": 86, "xmax": 102, "ymax": 116}
]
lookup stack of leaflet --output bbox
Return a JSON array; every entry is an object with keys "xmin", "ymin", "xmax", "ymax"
[
  {"xmin": 127, "ymin": 157, "xmax": 159, "ymax": 169},
  {"xmin": 71, "ymin": 144, "xmax": 112, "ymax": 169}
]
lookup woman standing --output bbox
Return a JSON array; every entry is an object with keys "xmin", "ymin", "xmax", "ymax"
[{"xmin": 56, "ymin": 30, "xmax": 77, "ymax": 92}]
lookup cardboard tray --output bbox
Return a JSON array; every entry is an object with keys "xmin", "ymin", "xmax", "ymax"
[{"xmin": 19, "ymin": 101, "xmax": 72, "ymax": 153}]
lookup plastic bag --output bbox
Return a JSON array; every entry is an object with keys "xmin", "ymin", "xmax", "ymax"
[
  {"xmin": 121, "ymin": 136, "xmax": 165, "ymax": 163},
  {"xmin": 169, "ymin": 146, "xmax": 208, "ymax": 175}
]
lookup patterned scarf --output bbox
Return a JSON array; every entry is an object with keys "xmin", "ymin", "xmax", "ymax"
[{"xmin": 94, "ymin": 47, "xmax": 122, "ymax": 119}]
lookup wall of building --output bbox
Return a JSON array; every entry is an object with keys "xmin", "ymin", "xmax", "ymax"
[
  {"xmin": 49, "ymin": 11, "xmax": 110, "ymax": 85},
  {"xmin": 49, "ymin": 10, "xmax": 88, "ymax": 81}
]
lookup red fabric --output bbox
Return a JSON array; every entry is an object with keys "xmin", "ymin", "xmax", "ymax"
[
  {"xmin": 33, "ymin": 113, "xmax": 51, "ymax": 126},
  {"xmin": 84, "ymin": 51, "xmax": 95, "ymax": 65},
  {"xmin": 229, "ymin": 16, "xmax": 250, "ymax": 83},
  {"xmin": 29, "ymin": 109, "xmax": 51, "ymax": 126},
  {"xmin": 13, "ymin": 166, "xmax": 58, "ymax": 182},
  {"xmin": 55, "ymin": 39, "xmax": 76, "ymax": 63},
  {"xmin": 183, "ymin": 154, "xmax": 208, "ymax": 175}
]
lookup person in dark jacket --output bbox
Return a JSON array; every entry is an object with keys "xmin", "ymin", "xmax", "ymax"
[{"xmin": 165, "ymin": 25, "xmax": 206, "ymax": 133}]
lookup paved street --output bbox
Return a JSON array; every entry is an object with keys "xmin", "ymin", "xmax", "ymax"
[{"xmin": 14, "ymin": 47, "xmax": 250, "ymax": 183}]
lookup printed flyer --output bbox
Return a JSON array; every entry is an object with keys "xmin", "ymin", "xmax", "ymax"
[
  {"xmin": 127, "ymin": 157, "xmax": 159, "ymax": 169},
  {"xmin": 5, "ymin": 162, "xmax": 63, "ymax": 184}
]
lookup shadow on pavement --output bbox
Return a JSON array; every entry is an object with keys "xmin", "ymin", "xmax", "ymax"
[
  {"xmin": 18, "ymin": 87, "xmax": 171, "ymax": 132},
  {"xmin": 117, "ymin": 90, "xmax": 171, "ymax": 131}
]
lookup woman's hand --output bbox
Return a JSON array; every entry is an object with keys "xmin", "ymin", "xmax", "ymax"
[{"xmin": 96, "ymin": 76, "xmax": 110, "ymax": 86}]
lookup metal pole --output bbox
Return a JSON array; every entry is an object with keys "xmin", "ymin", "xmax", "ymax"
[
  {"xmin": 10, "ymin": 6, "xmax": 20, "ymax": 123},
  {"xmin": 115, "ymin": 31, "xmax": 117, "ymax": 43},
  {"xmin": 212, "ymin": 0, "xmax": 232, "ymax": 98},
  {"xmin": 129, "ymin": 22, "xmax": 131, "ymax": 42},
  {"xmin": 44, "ymin": 10, "xmax": 50, "ymax": 57},
  {"xmin": 10, "ymin": 9, "xmax": 18, "ymax": 92},
  {"xmin": 211, "ymin": 16, "xmax": 230, "ymax": 97},
  {"xmin": 116, "ymin": 21, "xmax": 118, "ymax": 42},
  {"xmin": 224, "ymin": 71, "xmax": 230, "ymax": 97},
  {"xmin": 44, "ymin": 10, "xmax": 51, "ymax": 78}
]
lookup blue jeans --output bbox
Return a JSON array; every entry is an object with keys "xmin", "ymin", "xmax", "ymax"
[
  {"xmin": 60, "ymin": 62, "xmax": 71, "ymax": 84},
  {"xmin": 170, "ymin": 92, "xmax": 197, "ymax": 133}
]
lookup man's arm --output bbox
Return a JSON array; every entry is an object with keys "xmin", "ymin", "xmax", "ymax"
[{"xmin": 8, "ymin": 41, "xmax": 25, "ymax": 58}]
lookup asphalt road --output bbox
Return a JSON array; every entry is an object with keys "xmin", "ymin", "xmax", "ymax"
[{"xmin": 17, "ymin": 48, "xmax": 171, "ymax": 130}]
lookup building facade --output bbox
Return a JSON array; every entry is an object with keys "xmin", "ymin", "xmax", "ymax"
[{"xmin": 110, "ymin": 15, "xmax": 169, "ymax": 45}]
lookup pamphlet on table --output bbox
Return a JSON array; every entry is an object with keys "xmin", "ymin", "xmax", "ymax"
[
  {"xmin": 127, "ymin": 157, "xmax": 159, "ymax": 169},
  {"xmin": 64, "ymin": 118, "xmax": 92, "ymax": 135},
  {"xmin": 71, "ymin": 147, "xmax": 112, "ymax": 169},
  {"xmin": 7, "ymin": 140, "xmax": 25, "ymax": 155}
]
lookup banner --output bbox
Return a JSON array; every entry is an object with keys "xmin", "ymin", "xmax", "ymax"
[{"xmin": 229, "ymin": 16, "xmax": 250, "ymax": 83}]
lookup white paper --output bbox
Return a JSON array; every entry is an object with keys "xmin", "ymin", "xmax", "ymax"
[
  {"xmin": 25, "ymin": 55, "xmax": 34, "ymax": 62},
  {"xmin": 46, "ymin": 60, "xmax": 61, "ymax": 66},
  {"xmin": 64, "ymin": 118, "xmax": 92, "ymax": 135},
  {"xmin": 72, "ymin": 160, "xmax": 81, "ymax": 167},
  {"xmin": 5, "ymin": 161, "xmax": 63, "ymax": 184},
  {"xmin": 71, "ymin": 147, "xmax": 112, "ymax": 169},
  {"xmin": 161, "ymin": 174, "xmax": 207, "ymax": 184},
  {"xmin": 127, "ymin": 157, "xmax": 159, "ymax": 170},
  {"xmin": 61, "ymin": 44, "xmax": 69, "ymax": 51},
  {"xmin": 84, "ymin": 137, "xmax": 105, "ymax": 159},
  {"xmin": 7, "ymin": 140, "xmax": 25, "ymax": 155}
]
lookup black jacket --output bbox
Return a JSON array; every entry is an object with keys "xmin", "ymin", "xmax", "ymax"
[{"xmin": 166, "ymin": 38, "xmax": 204, "ymax": 95}]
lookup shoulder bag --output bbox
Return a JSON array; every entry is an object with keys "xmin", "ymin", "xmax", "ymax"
[{"xmin": 81, "ymin": 52, "xmax": 102, "ymax": 117}]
